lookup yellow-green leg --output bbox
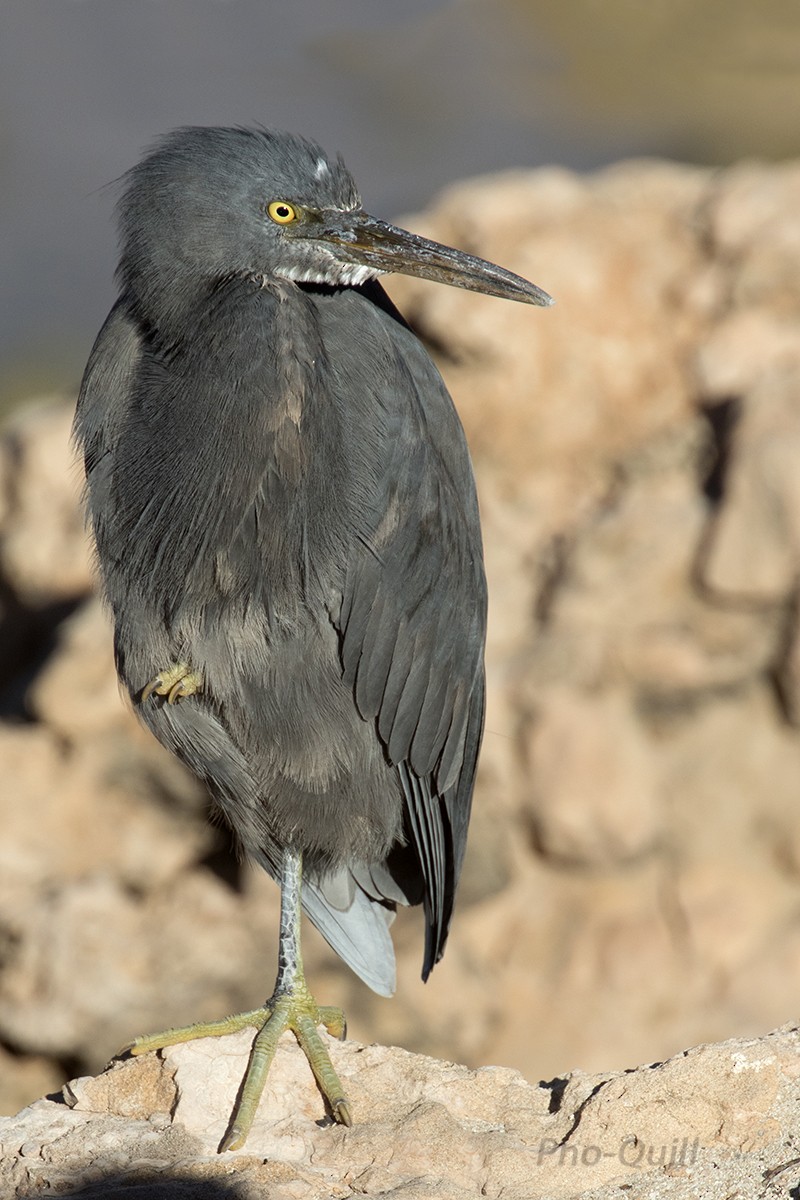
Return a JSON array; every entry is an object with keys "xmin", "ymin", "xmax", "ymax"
[{"xmin": 125, "ymin": 848, "xmax": 351, "ymax": 1152}]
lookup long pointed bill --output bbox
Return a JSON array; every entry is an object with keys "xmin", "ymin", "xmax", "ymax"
[{"xmin": 314, "ymin": 211, "xmax": 553, "ymax": 307}]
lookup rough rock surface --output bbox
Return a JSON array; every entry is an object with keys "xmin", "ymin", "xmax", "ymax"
[
  {"xmin": 4, "ymin": 157, "xmax": 800, "ymax": 1184},
  {"xmin": 3, "ymin": 1024, "xmax": 800, "ymax": 1198}
]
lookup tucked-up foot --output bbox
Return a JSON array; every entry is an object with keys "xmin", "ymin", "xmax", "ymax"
[
  {"xmin": 125, "ymin": 989, "xmax": 350, "ymax": 1152},
  {"xmin": 140, "ymin": 662, "xmax": 203, "ymax": 705}
]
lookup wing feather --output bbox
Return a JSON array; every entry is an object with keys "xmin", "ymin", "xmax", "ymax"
[{"xmin": 337, "ymin": 298, "xmax": 487, "ymax": 976}]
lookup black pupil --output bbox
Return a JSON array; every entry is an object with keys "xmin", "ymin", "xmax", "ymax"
[{"xmin": 277, "ymin": 206, "xmax": 290, "ymax": 218}]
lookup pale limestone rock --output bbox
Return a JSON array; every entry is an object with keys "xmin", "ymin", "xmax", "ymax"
[
  {"xmin": 3, "ymin": 1027, "xmax": 800, "ymax": 1199},
  {"xmin": 389, "ymin": 161, "xmax": 708, "ymax": 492},
  {"xmin": 0, "ymin": 397, "xmax": 92, "ymax": 604},
  {"xmin": 27, "ymin": 596, "xmax": 125, "ymax": 739},
  {"xmin": 696, "ymin": 308, "xmax": 800, "ymax": 400},
  {"xmin": 64, "ymin": 1053, "xmax": 177, "ymax": 1120},
  {"xmin": 707, "ymin": 160, "xmax": 800, "ymax": 310},
  {"xmin": 701, "ymin": 364, "xmax": 800, "ymax": 602},
  {"xmin": 0, "ymin": 1044, "xmax": 63, "ymax": 1120},
  {"xmin": 525, "ymin": 688, "xmax": 659, "ymax": 865}
]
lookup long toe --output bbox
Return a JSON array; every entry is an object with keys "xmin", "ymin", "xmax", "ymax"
[
  {"xmin": 124, "ymin": 992, "xmax": 349, "ymax": 1152},
  {"xmin": 221, "ymin": 989, "xmax": 351, "ymax": 1152},
  {"xmin": 293, "ymin": 1010, "xmax": 351, "ymax": 1125},
  {"xmin": 124, "ymin": 1006, "xmax": 272, "ymax": 1056}
]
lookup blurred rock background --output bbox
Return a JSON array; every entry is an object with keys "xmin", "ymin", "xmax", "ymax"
[{"xmin": 3, "ymin": 0, "xmax": 800, "ymax": 1118}]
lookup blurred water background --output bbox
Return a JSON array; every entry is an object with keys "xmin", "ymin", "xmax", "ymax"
[{"xmin": 2, "ymin": 0, "xmax": 800, "ymax": 411}]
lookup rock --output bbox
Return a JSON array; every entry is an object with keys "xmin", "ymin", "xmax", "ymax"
[
  {"xmin": 524, "ymin": 687, "xmax": 659, "ymax": 865},
  {"xmin": 696, "ymin": 308, "xmax": 800, "ymax": 401},
  {"xmin": 390, "ymin": 160, "xmax": 708, "ymax": 494},
  {"xmin": 700, "ymin": 363, "xmax": 800, "ymax": 603},
  {"xmin": 3, "ymin": 1026, "xmax": 799, "ymax": 1199},
  {"xmin": 64, "ymin": 1053, "xmax": 176, "ymax": 1120},
  {"xmin": 26, "ymin": 596, "xmax": 124, "ymax": 739},
  {"xmin": 0, "ymin": 397, "xmax": 92, "ymax": 605},
  {"xmin": 707, "ymin": 161, "xmax": 800, "ymax": 311},
  {"xmin": 0, "ymin": 1044, "xmax": 63, "ymax": 1120}
]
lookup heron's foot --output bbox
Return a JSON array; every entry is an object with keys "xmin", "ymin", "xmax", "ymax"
[
  {"xmin": 140, "ymin": 662, "xmax": 203, "ymax": 705},
  {"xmin": 124, "ymin": 991, "xmax": 350, "ymax": 1152}
]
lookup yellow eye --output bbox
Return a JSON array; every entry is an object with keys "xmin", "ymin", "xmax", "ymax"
[{"xmin": 267, "ymin": 201, "xmax": 299, "ymax": 225}]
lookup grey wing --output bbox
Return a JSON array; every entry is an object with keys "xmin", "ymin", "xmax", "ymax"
[
  {"xmin": 73, "ymin": 298, "xmax": 144, "ymax": 542},
  {"xmin": 338, "ymin": 330, "xmax": 487, "ymax": 979}
]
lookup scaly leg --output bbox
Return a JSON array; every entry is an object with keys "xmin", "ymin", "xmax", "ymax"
[{"xmin": 125, "ymin": 848, "xmax": 351, "ymax": 1152}]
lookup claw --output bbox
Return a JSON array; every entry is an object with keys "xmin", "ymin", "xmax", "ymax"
[
  {"xmin": 140, "ymin": 677, "xmax": 160, "ymax": 704},
  {"xmin": 332, "ymin": 1098, "xmax": 353, "ymax": 1127},
  {"xmin": 319, "ymin": 1005, "xmax": 347, "ymax": 1040},
  {"xmin": 140, "ymin": 662, "xmax": 203, "ymax": 705}
]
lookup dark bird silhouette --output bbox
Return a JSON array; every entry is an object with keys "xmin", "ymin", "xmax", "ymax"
[{"xmin": 75, "ymin": 125, "xmax": 552, "ymax": 1150}]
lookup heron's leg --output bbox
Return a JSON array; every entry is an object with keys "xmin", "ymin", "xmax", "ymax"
[
  {"xmin": 125, "ymin": 848, "xmax": 351, "ymax": 1153},
  {"xmin": 140, "ymin": 662, "xmax": 203, "ymax": 704},
  {"xmin": 217, "ymin": 849, "xmax": 351, "ymax": 1150}
]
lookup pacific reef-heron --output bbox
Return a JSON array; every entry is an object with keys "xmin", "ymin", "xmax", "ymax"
[{"xmin": 75, "ymin": 125, "xmax": 552, "ymax": 1151}]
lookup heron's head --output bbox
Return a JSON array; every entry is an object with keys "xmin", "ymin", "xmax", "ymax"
[{"xmin": 118, "ymin": 125, "xmax": 552, "ymax": 327}]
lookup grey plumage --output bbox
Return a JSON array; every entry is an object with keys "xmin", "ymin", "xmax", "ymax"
[{"xmin": 75, "ymin": 126, "xmax": 549, "ymax": 1003}]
